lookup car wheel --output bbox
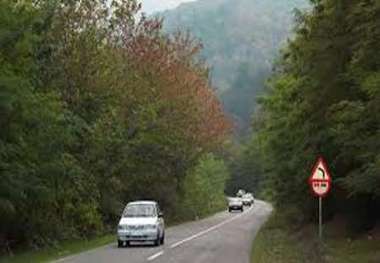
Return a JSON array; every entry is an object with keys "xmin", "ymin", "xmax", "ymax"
[
  {"xmin": 228, "ymin": 208, "xmax": 231, "ymax": 212},
  {"xmin": 160, "ymin": 232, "xmax": 165, "ymax": 245},
  {"xmin": 241, "ymin": 207, "xmax": 244, "ymax": 212},
  {"xmin": 118, "ymin": 240, "xmax": 123, "ymax": 248},
  {"xmin": 154, "ymin": 234, "xmax": 161, "ymax": 246}
]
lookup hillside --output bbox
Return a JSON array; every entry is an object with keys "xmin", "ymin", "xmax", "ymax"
[{"xmin": 159, "ymin": 0, "xmax": 308, "ymax": 134}]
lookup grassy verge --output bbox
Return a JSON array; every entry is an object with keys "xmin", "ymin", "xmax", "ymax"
[
  {"xmin": 251, "ymin": 212, "xmax": 380, "ymax": 263},
  {"xmin": 326, "ymin": 236, "xmax": 380, "ymax": 263},
  {"xmin": 251, "ymin": 212, "xmax": 311, "ymax": 263},
  {"xmin": 0, "ymin": 234, "xmax": 115, "ymax": 263}
]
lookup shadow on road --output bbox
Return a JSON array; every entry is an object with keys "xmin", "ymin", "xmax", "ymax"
[{"xmin": 110, "ymin": 242, "xmax": 159, "ymax": 250}]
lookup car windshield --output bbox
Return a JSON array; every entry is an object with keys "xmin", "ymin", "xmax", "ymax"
[{"xmin": 123, "ymin": 204, "xmax": 156, "ymax": 218}]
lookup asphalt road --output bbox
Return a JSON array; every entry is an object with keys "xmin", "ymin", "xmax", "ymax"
[{"xmin": 55, "ymin": 200, "xmax": 272, "ymax": 263}]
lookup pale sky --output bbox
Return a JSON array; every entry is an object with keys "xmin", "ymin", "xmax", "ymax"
[{"xmin": 140, "ymin": 0, "xmax": 195, "ymax": 14}]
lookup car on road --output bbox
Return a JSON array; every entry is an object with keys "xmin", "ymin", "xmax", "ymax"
[
  {"xmin": 236, "ymin": 189, "xmax": 246, "ymax": 197},
  {"xmin": 117, "ymin": 201, "xmax": 165, "ymax": 247},
  {"xmin": 228, "ymin": 197, "xmax": 244, "ymax": 212},
  {"xmin": 242, "ymin": 193, "xmax": 254, "ymax": 206}
]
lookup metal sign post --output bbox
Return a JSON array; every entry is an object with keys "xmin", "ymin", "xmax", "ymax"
[{"xmin": 319, "ymin": 196, "xmax": 322, "ymax": 239}]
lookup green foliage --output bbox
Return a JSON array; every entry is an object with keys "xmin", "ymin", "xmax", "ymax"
[
  {"xmin": 247, "ymin": 0, "xmax": 380, "ymax": 231},
  {"xmin": 0, "ymin": 0, "xmax": 102, "ymax": 248},
  {"xmin": 225, "ymin": 135, "xmax": 265, "ymax": 196},
  {"xmin": 179, "ymin": 154, "xmax": 229, "ymax": 220},
  {"xmin": 0, "ymin": 0, "xmax": 230, "ymax": 253}
]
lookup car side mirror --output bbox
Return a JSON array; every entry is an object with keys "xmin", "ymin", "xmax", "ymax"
[{"xmin": 158, "ymin": 211, "xmax": 164, "ymax": 218}]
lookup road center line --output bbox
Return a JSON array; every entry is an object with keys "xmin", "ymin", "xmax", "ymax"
[
  {"xmin": 170, "ymin": 207, "xmax": 252, "ymax": 249},
  {"xmin": 146, "ymin": 206, "xmax": 254, "ymax": 261},
  {"xmin": 147, "ymin": 251, "xmax": 164, "ymax": 261}
]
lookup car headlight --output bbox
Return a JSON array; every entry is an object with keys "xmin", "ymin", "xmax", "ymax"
[{"xmin": 118, "ymin": 225, "xmax": 126, "ymax": 231}]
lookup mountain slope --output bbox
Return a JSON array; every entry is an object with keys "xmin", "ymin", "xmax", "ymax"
[{"xmin": 159, "ymin": 0, "xmax": 308, "ymax": 134}]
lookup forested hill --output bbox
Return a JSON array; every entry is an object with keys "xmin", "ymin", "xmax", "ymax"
[{"xmin": 159, "ymin": 0, "xmax": 308, "ymax": 134}]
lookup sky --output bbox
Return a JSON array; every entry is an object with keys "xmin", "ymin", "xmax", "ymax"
[{"xmin": 140, "ymin": 0, "xmax": 195, "ymax": 14}]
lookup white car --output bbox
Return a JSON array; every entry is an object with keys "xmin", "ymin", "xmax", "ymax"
[
  {"xmin": 117, "ymin": 201, "xmax": 165, "ymax": 247},
  {"xmin": 228, "ymin": 197, "xmax": 244, "ymax": 212},
  {"xmin": 236, "ymin": 189, "xmax": 246, "ymax": 197},
  {"xmin": 242, "ymin": 193, "xmax": 254, "ymax": 206}
]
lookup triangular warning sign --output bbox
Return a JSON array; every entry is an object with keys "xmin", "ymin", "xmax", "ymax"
[{"xmin": 308, "ymin": 157, "xmax": 332, "ymax": 197}]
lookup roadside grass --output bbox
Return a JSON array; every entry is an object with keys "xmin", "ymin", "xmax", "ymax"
[
  {"xmin": 0, "ymin": 234, "xmax": 114, "ymax": 263},
  {"xmin": 251, "ymin": 212, "xmax": 380, "ymax": 263},
  {"xmin": 326, "ymin": 236, "xmax": 380, "ymax": 263},
  {"xmin": 251, "ymin": 212, "xmax": 310, "ymax": 263}
]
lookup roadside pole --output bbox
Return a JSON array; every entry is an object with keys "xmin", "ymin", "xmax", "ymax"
[{"xmin": 319, "ymin": 196, "xmax": 322, "ymax": 239}]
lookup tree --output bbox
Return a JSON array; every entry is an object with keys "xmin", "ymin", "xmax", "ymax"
[
  {"xmin": 0, "ymin": 0, "xmax": 231, "ymax": 251},
  {"xmin": 246, "ymin": 0, "xmax": 380, "ymax": 231}
]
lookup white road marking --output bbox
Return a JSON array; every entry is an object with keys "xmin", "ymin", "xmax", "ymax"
[
  {"xmin": 170, "ymin": 206, "xmax": 253, "ymax": 249},
  {"xmin": 147, "ymin": 251, "xmax": 164, "ymax": 261}
]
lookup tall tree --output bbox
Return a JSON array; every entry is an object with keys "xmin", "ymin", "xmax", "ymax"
[{"xmin": 247, "ymin": 0, "xmax": 380, "ymax": 230}]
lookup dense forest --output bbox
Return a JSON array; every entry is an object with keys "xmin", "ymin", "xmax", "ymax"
[
  {"xmin": 160, "ymin": 0, "xmax": 308, "ymax": 134},
  {"xmin": 245, "ymin": 0, "xmax": 380, "ymax": 232},
  {"xmin": 0, "ymin": 0, "xmax": 231, "ymax": 252},
  {"xmin": 2, "ymin": 0, "xmax": 379, "ymax": 256}
]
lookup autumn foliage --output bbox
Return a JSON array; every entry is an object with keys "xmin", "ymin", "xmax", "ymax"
[
  {"xmin": 0, "ymin": 0, "xmax": 230, "ymax": 251},
  {"xmin": 122, "ymin": 18, "xmax": 231, "ymax": 149}
]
